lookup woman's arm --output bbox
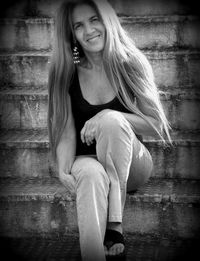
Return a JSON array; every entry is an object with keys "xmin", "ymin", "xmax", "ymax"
[
  {"xmin": 121, "ymin": 98, "xmax": 162, "ymax": 138},
  {"xmin": 56, "ymin": 95, "xmax": 76, "ymax": 174}
]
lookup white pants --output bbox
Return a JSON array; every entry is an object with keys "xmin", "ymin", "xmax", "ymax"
[{"xmin": 71, "ymin": 111, "xmax": 153, "ymax": 261}]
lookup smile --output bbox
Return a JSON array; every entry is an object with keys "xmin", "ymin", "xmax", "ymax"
[{"xmin": 87, "ymin": 35, "xmax": 101, "ymax": 42}]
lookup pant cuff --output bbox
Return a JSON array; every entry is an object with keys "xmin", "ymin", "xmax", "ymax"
[{"xmin": 108, "ymin": 215, "xmax": 122, "ymax": 223}]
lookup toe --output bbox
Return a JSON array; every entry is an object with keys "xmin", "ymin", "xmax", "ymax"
[
  {"xmin": 108, "ymin": 243, "xmax": 124, "ymax": 256},
  {"xmin": 117, "ymin": 244, "xmax": 125, "ymax": 255},
  {"xmin": 108, "ymin": 244, "xmax": 124, "ymax": 256},
  {"xmin": 104, "ymin": 246, "xmax": 109, "ymax": 256}
]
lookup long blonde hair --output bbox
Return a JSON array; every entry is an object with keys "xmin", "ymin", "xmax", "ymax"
[{"xmin": 48, "ymin": 0, "xmax": 172, "ymax": 160}]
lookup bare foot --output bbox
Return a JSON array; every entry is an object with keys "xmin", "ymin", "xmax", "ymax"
[
  {"xmin": 105, "ymin": 222, "xmax": 125, "ymax": 256},
  {"xmin": 107, "ymin": 243, "xmax": 124, "ymax": 256}
]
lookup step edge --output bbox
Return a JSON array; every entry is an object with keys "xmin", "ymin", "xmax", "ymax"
[
  {"xmin": 0, "ymin": 178, "xmax": 199, "ymax": 204},
  {"xmin": 1, "ymin": 89, "xmax": 200, "ymax": 100},
  {"xmin": 0, "ymin": 15, "xmax": 199, "ymax": 24},
  {"xmin": 0, "ymin": 49, "xmax": 200, "ymax": 57}
]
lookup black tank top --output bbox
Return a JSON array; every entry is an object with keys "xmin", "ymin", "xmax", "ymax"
[{"xmin": 69, "ymin": 69, "xmax": 142, "ymax": 155}]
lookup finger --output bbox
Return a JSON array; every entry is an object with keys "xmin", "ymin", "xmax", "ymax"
[
  {"xmin": 85, "ymin": 136, "xmax": 94, "ymax": 146},
  {"xmin": 88, "ymin": 139, "xmax": 94, "ymax": 146},
  {"xmin": 86, "ymin": 141, "xmax": 92, "ymax": 146},
  {"xmin": 80, "ymin": 126, "xmax": 86, "ymax": 143},
  {"xmin": 86, "ymin": 140, "xmax": 91, "ymax": 146},
  {"xmin": 85, "ymin": 135, "xmax": 92, "ymax": 145}
]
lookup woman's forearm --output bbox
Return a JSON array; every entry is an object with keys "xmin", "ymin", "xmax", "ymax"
[
  {"xmin": 121, "ymin": 112, "xmax": 161, "ymax": 137},
  {"xmin": 56, "ymin": 94, "xmax": 77, "ymax": 175},
  {"xmin": 56, "ymin": 133, "xmax": 76, "ymax": 174}
]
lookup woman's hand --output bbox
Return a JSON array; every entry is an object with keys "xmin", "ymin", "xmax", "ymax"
[
  {"xmin": 59, "ymin": 171, "xmax": 76, "ymax": 196},
  {"xmin": 80, "ymin": 109, "xmax": 111, "ymax": 146}
]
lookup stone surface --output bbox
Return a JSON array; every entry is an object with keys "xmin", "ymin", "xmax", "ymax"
[
  {"xmin": 121, "ymin": 16, "xmax": 200, "ymax": 49},
  {"xmin": 1, "ymin": 234, "xmax": 200, "ymax": 261},
  {"xmin": 0, "ymin": 52, "xmax": 49, "ymax": 89},
  {"xmin": 109, "ymin": 0, "xmax": 199, "ymax": 16},
  {"xmin": 0, "ymin": 178, "xmax": 199, "ymax": 238},
  {"xmin": 0, "ymin": 16, "xmax": 200, "ymax": 51},
  {"xmin": 2, "ymin": 0, "xmax": 198, "ymax": 18},
  {"xmin": 0, "ymin": 50, "xmax": 199, "ymax": 89},
  {"xmin": 0, "ymin": 130, "xmax": 200, "ymax": 179},
  {"xmin": 0, "ymin": 18, "xmax": 54, "ymax": 52},
  {"xmin": 1, "ymin": 89, "xmax": 199, "ymax": 130}
]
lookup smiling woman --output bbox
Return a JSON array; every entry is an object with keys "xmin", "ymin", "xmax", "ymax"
[
  {"xmin": 47, "ymin": 0, "xmax": 172, "ymax": 260},
  {"xmin": 72, "ymin": 4, "xmax": 105, "ymax": 54}
]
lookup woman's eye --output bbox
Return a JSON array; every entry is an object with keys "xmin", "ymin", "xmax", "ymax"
[
  {"xmin": 91, "ymin": 17, "xmax": 99, "ymax": 22},
  {"xmin": 74, "ymin": 24, "xmax": 82, "ymax": 30}
]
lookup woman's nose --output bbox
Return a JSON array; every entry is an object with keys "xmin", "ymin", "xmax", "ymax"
[{"xmin": 84, "ymin": 23, "xmax": 95, "ymax": 35}]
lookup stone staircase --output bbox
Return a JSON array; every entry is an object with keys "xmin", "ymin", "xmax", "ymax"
[{"xmin": 0, "ymin": 0, "xmax": 200, "ymax": 260}]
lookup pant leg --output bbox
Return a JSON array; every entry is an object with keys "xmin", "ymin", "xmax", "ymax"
[
  {"xmin": 95, "ymin": 110, "xmax": 153, "ymax": 222},
  {"xmin": 127, "ymin": 138, "xmax": 153, "ymax": 192},
  {"xmin": 95, "ymin": 111, "xmax": 134, "ymax": 222},
  {"xmin": 71, "ymin": 156, "xmax": 110, "ymax": 261}
]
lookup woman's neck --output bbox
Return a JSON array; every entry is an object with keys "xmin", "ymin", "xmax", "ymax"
[{"xmin": 81, "ymin": 51, "xmax": 103, "ymax": 72}]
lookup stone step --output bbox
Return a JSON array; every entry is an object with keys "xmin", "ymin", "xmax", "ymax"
[
  {"xmin": 0, "ymin": 177, "xmax": 199, "ymax": 239},
  {"xmin": 0, "ymin": 129, "xmax": 199, "ymax": 179},
  {"xmin": 0, "ymin": 89, "xmax": 199, "ymax": 130},
  {"xmin": 1, "ymin": 234, "xmax": 200, "ymax": 261},
  {"xmin": 0, "ymin": 18, "xmax": 54, "ymax": 52},
  {"xmin": 1, "ymin": 0, "xmax": 199, "ymax": 18},
  {"xmin": 110, "ymin": 0, "xmax": 199, "ymax": 17},
  {"xmin": 0, "ymin": 89, "xmax": 47, "ymax": 129},
  {"xmin": 0, "ymin": 15, "xmax": 199, "ymax": 51},
  {"xmin": 0, "ymin": 50, "xmax": 199, "ymax": 89},
  {"xmin": 122, "ymin": 15, "xmax": 200, "ymax": 50}
]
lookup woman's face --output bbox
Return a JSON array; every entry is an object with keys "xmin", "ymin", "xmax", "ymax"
[{"xmin": 72, "ymin": 4, "xmax": 105, "ymax": 54}]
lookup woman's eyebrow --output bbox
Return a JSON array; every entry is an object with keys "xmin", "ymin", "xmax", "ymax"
[
  {"xmin": 90, "ymin": 15, "xmax": 98, "ymax": 19},
  {"xmin": 73, "ymin": 15, "xmax": 98, "ymax": 26}
]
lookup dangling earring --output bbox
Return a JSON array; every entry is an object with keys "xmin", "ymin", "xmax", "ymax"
[{"xmin": 73, "ymin": 44, "xmax": 80, "ymax": 64}]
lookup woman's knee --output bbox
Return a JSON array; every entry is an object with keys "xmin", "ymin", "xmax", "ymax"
[
  {"xmin": 72, "ymin": 157, "xmax": 110, "ymax": 186},
  {"xmin": 98, "ymin": 110, "xmax": 132, "ymax": 136},
  {"xmin": 127, "ymin": 149, "xmax": 153, "ymax": 192}
]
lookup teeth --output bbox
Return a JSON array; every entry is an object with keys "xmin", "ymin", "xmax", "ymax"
[{"xmin": 88, "ymin": 35, "xmax": 100, "ymax": 41}]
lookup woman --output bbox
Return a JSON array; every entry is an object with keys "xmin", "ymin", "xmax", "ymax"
[{"xmin": 48, "ymin": 0, "xmax": 172, "ymax": 260}]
